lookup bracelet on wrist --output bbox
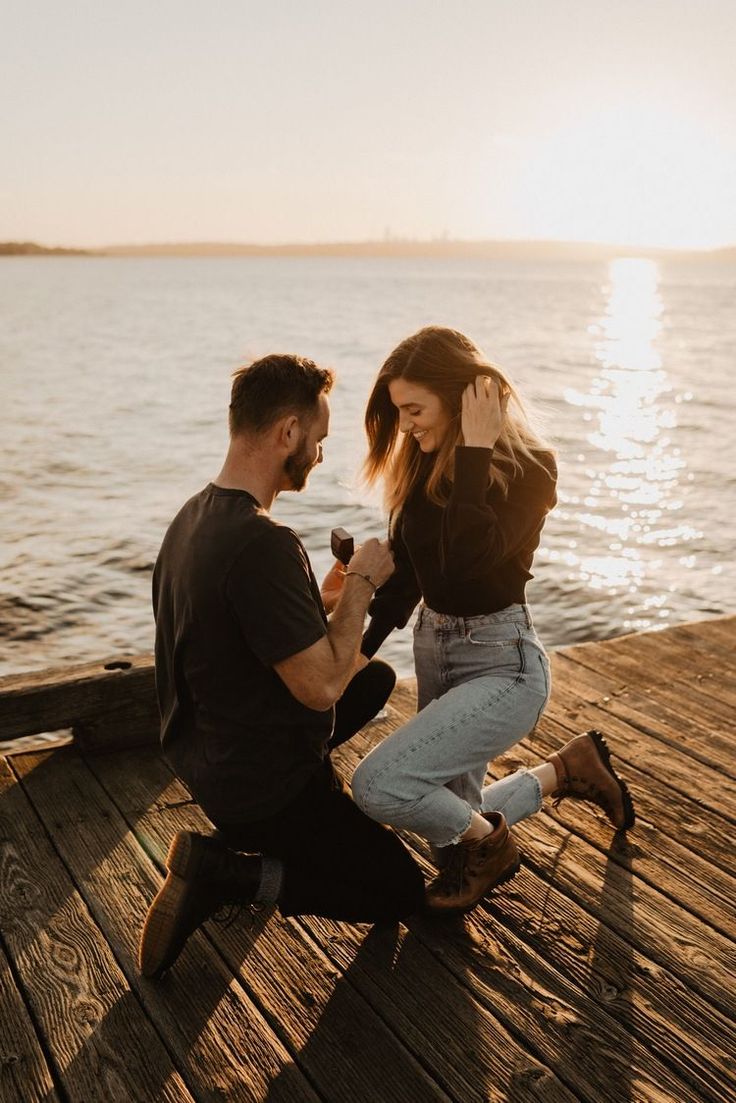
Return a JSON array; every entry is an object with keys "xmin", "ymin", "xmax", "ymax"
[{"xmin": 345, "ymin": 570, "xmax": 377, "ymax": 592}]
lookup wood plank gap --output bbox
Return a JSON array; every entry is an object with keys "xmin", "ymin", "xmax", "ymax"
[
  {"xmin": 132, "ymin": 747, "xmax": 568, "ymax": 1103},
  {"xmin": 531, "ymin": 704, "xmax": 736, "ymax": 875},
  {"xmin": 556, "ymin": 649, "xmax": 736, "ymax": 783},
  {"xmin": 346, "ymin": 705, "xmax": 736, "ymax": 1010},
  {"xmin": 82, "ymin": 747, "xmax": 463, "ymax": 1103},
  {"xmin": 386, "ymin": 689, "xmax": 736, "ymax": 941},
  {"xmin": 494, "ymin": 729, "xmax": 736, "ymax": 939},
  {"xmin": 394, "ymin": 832, "xmax": 735, "ymax": 1102},
  {"xmin": 12, "ymin": 748, "xmax": 323, "ymax": 1103},
  {"xmin": 548, "ymin": 657, "xmax": 736, "ymax": 825},
  {"xmin": 566, "ymin": 629, "xmax": 736, "ymax": 714},
  {"xmin": 537, "ymin": 705, "xmax": 736, "ymax": 884},
  {"xmin": 0, "ymin": 756, "xmax": 195, "ymax": 1103},
  {"xmin": 0, "ymin": 924, "xmax": 65, "ymax": 1103},
  {"xmin": 330, "ymin": 737, "xmax": 733, "ymax": 1102},
  {"xmin": 558, "ymin": 640, "xmax": 736, "ymax": 742}
]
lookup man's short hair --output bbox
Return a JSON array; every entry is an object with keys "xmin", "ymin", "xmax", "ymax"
[{"xmin": 229, "ymin": 354, "xmax": 334, "ymax": 436}]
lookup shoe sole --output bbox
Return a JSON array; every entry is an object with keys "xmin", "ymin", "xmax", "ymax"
[
  {"xmin": 138, "ymin": 832, "xmax": 203, "ymax": 979},
  {"xmin": 589, "ymin": 730, "xmax": 636, "ymax": 831},
  {"xmin": 425, "ymin": 857, "xmax": 522, "ymax": 917}
]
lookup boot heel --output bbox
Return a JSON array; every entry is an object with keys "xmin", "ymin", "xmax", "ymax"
[
  {"xmin": 497, "ymin": 858, "xmax": 522, "ymax": 887},
  {"xmin": 166, "ymin": 831, "xmax": 202, "ymax": 878},
  {"xmin": 589, "ymin": 730, "xmax": 636, "ymax": 829}
]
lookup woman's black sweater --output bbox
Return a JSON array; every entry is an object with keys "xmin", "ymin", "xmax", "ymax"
[{"xmin": 361, "ymin": 445, "xmax": 558, "ymax": 658}]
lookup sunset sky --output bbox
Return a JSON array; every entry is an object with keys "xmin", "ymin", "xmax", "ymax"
[{"xmin": 3, "ymin": 0, "xmax": 735, "ymax": 250}]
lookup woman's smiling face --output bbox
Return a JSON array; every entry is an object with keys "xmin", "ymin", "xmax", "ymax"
[{"xmin": 388, "ymin": 378, "xmax": 452, "ymax": 453}]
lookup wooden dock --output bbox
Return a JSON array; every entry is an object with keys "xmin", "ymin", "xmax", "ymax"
[{"xmin": 1, "ymin": 616, "xmax": 734, "ymax": 1102}]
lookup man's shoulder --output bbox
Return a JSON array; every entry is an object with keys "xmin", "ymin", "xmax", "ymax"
[
  {"xmin": 160, "ymin": 485, "xmax": 310, "ymax": 572},
  {"xmin": 242, "ymin": 515, "xmax": 305, "ymax": 555},
  {"xmin": 227, "ymin": 515, "xmax": 312, "ymax": 585},
  {"xmin": 166, "ymin": 485, "xmax": 272, "ymax": 539}
]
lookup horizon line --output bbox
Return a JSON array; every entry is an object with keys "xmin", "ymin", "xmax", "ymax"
[{"xmin": 3, "ymin": 236, "xmax": 735, "ymax": 258}]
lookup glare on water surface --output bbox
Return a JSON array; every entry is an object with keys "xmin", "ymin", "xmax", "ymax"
[{"xmin": 557, "ymin": 258, "xmax": 698, "ymax": 628}]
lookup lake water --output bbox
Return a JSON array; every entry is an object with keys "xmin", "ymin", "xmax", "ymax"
[{"xmin": 1, "ymin": 255, "xmax": 734, "ymax": 682}]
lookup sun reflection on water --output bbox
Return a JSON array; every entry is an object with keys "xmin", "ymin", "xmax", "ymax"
[{"xmin": 559, "ymin": 257, "xmax": 699, "ymax": 629}]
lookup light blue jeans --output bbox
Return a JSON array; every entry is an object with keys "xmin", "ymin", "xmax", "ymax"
[{"xmin": 351, "ymin": 603, "xmax": 551, "ymax": 848}]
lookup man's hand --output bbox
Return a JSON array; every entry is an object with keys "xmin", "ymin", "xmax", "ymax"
[
  {"xmin": 275, "ymin": 541, "xmax": 390, "ymax": 712},
  {"xmin": 347, "ymin": 538, "xmax": 394, "ymax": 590},
  {"xmin": 352, "ymin": 653, "xmax": 370, "ymax": 675},
  {"xmin": 321, "ymin": 558, "xmax": 346, "ymax": 614},
  {"xmin": 461, "ymin": 375, "xmax": 509, "ymax": 449}
]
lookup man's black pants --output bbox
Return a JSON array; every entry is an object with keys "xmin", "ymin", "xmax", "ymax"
[{"xmin": 214, "ymin": 660, "xmax": 426, "ymax": 924}]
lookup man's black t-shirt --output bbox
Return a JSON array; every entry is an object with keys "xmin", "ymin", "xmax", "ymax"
[{"xmin": 152, "ymin": 483, "xmax": 333, "ymax": 823}]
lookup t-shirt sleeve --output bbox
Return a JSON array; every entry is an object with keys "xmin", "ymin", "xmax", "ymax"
[{"xmin": 225, "ymin": 524, "xmax": 328, "ymax": 666}]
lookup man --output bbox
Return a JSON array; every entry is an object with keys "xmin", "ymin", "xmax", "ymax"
[{"xmin": 139, "ymin": 354, "xmax": 425, "ymax": 979}]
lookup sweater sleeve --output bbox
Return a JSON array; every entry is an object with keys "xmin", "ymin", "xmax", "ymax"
[
  {"xmin": 360, "ymin": 514, "xmax": 422, "ymax": 658},
  {"xmin": 440, "ymin": 446, "xmax": 557, "ymax": 578}
]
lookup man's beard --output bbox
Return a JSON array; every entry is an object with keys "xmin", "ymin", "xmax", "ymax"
[{"xmin": 283, "ymin": 440, "xmax": 314, "ymax": 491}]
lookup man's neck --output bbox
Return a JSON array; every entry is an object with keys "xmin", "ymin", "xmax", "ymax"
[{"xmin": 214, "ymin": 442, "xmax": 281, "ymax": 511}]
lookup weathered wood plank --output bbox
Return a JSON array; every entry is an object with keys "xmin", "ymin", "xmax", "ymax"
[
  {"xmin": 500, "ymin": 721, "xmax": 736, "ymax": 939},
  {"xmin": 558, "ymin": 639, "xmax": 736, "ymax": 767},
  {"xmin": 561, "ymin": 636, "xmax": 736, "ymax": 750},
  {"xmin": 605, "ymin": 617, "xmax": 736, "ymax": 682},
  {"xmin": 10, "ymin": 746, "xmax": 321, "ymax": 1103},
  {"xmin": 507, "ymin": 797, "xmax": 736, "ymax": 1015},
  {"xmin": 674, "ymin": 616, "xmax": 736, "ymax": 655},
  {"xmin": 0, "ymin": 756, "xmax": 193, "ymax": 1103},
  {"xmin": 618, "ymin": 628, "xmax": 736, "ymax": 705},
  {"xmin": 352, "ymin": 724, "xmax": 736, "ymax": 1103},
  {"xmin": 0, "ymin": 654, "xmax": 158, "ymax": 750},
  {"xmin": 395, "ymin": 673, "xmax": 736, "ymax": 902},
  {"xmin": 1, "ymin": 615, "xmax": 733, "ymax": 1103},
  {"xmin": 87, "ymin": 744, "xmax": 566, "ymax": 1103},
  {"xmin": 332, "ymin": 719, "xmax": 732, "ymax": 1103},
  {"xmin": 543, "ymin": 655, "xmax": 736, "ymax": 820},
  {"xmin": 0, "ymin": 937, "xmax": 61, "ymax": 1102},
  {"xmin": 562, "ymin": 623, "xmax": 736, "ymax": 717}
]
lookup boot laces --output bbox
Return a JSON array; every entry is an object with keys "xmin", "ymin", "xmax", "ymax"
[
  {"xmin": 207, "ymin": 845, "xmax": 261, "ymax": 928},
  {"xmin": 211, "ymin": 901, "xmax": 264, "ymax": 930},
  {"xmin": 436, "ymin": 845, "xmax": 467, "ymax": 896},
  {"xmin": 553, "ymin": 775, "xmax": 613, "ymax": 816}
]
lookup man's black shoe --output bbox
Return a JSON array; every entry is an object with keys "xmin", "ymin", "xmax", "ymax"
[{"xmin": 138, "ymin": 831, "xmax": 261, "ymax": 979}]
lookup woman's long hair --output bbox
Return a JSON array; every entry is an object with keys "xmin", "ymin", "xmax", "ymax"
[{"xmin": 363, "ymin": 326, "xmax": 552, "ymax": 512}]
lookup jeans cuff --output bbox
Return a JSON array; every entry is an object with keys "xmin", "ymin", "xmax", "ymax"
[{"xmin": 436, "ymin": 807, "xmax": 473, "ymax": 848}]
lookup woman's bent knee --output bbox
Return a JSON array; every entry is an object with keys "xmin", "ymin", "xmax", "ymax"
[
  {"xmin": 351, "ymin": 759, "xmax": 414, "ymax": 823},
  {"xmin": 351, "ymin": 760, "xmax": 386, "ymax": 819}
]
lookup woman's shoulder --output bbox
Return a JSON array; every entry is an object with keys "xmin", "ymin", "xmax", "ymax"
[
  {"xmin": 511, "ymin": 447, "xmax": 558, "ymax": 500},
  {"xmin": 529, "ymin": 447, "xmax": 557, "ymax": 480}
]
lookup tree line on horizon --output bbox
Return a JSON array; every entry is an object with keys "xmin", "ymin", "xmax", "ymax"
[{"xmin": 2, "ymin": 239, "xmax": 734, "ymax": 261}]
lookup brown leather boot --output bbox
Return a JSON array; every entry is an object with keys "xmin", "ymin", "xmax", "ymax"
[
  {"xmin": 138, "ymin": 831, "xmax": 261, "ymax": 979},
  {"xmin": 424, "ymin": 812, "xmax": 520, "ymax": 915},
  {"xmin": 547, "ymin": 729, "xmax": 635, "ymax": 831}
]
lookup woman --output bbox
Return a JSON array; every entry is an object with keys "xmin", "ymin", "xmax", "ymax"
[{"xmin": 350, "ymin": 326, "xmax": 635, "ymax": 914}]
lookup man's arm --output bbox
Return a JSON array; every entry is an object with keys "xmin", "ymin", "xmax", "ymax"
[{"xmin": 274, "ymin": 539, "xmax": 394, "ymax": 711}]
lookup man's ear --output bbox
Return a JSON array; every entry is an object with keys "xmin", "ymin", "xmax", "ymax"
[{"xmin": 278, "ymin": 413, "xmax": 301, "ymax": 452}]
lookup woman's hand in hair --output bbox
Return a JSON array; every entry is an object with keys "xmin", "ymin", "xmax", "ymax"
[{"xmin": 461, "ymin": 375, "xmax": 509, "ymax": 449}]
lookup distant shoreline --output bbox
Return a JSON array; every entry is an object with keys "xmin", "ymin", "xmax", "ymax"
[
  {"xmin": 2, "ymin": 238, "xmax": 735, "ymax": 262},
  {"xmin": 0, "ymin": 242, "xmax": 92, "ymax": 257}
]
